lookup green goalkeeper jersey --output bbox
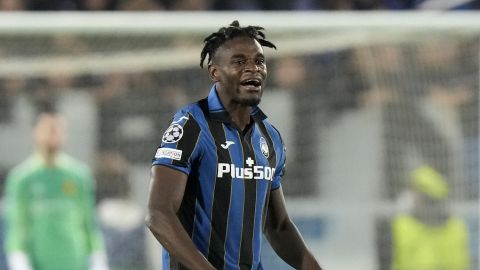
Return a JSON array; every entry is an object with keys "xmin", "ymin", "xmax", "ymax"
[{"xmin": 4, "ymin": 153, "xmax": 105, "ymax": 270}]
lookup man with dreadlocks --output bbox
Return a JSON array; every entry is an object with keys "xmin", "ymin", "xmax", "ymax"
[{"xmin": 146, "ymin": 21, "xmax": 322, "ymax": 270}]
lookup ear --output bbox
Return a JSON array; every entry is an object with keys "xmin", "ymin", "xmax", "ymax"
[{"xmin": 208, "ymin": 64, "xmax": 219, "ymax": 82}]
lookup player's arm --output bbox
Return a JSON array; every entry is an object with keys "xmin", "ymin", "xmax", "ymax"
[
  {"xmin": 4, "ymin": 172, "xmax": 33, "ymax": 270},
  {"xmin": 145, "ymin": 165, "xmax": 215, "ymax": 270},
  {"xmin": 265, "ymin": 186, "xmax": 322, "ymax": 270}
]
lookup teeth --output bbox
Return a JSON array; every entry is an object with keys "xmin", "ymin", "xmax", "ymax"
[{"xmin": 242, "ymin": 79, "xmax": 261, "ymax": 87}]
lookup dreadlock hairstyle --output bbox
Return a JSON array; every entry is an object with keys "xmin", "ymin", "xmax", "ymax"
[{"xmin": 200, "ymin": 20, "xmax": 277, "ymax": 68}]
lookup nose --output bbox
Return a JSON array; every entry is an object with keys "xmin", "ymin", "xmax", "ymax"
[{"xmin": 244, "ymin": 59, "xmax": 260, "ymax": 72}]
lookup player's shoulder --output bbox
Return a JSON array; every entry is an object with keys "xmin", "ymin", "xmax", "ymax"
[
  {"xmin": 392, "ymin": 214, "xmax": 419, "ymax": 229},
  {"xmin": 446, "ymin": 216, "xmax": 468, "ymax": 229},
  {"xmin": 7, "ymin": 155, "xmax": 42, "ymax": 183},
  {"xmin": 167, "ymin": 100, "xmax": 208, "ymax": 130},
  {"xmin": 173, "ymin": 101, "xmax": 204, "ymax": 121},
  {"xmin": 261, "ymin": 118, "xmax": 284, "ymax": 145},
  {"xmin": 57, "ymin": 154, "xmax": 92, "ymax": 179}
]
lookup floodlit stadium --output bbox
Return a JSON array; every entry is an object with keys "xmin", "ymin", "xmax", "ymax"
[{"xmin": 0, "ymin": 11, "xmax": 478, "ymax": 270}]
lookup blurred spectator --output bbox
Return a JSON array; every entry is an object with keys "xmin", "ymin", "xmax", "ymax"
[
  {"xmin": 168, "ymin": 0, "xmax": 211, "ymax": 10},
  {"xmin": 1, "ymin": 0, "xmax": 478, "ymax": 10},
  {"xmin": 356, "ymin": 44, "xmax": 455, "ymax": 199},
  {"xmin": 95, "ymin": 150, "xmax": 147, "ymax": 270},
  {"xmin": 117, "ymin": 0, "xmax": 164, "ymax": 10},
  {"xmin": 50, "ymin": 34, "xmax": 89, "ymax": 55},
  {"xmin": 381, "ymin": 0, "xmax": 480, "ymax": 10},
  {"xmin": 312, "ymin": 0, "xmax": 380, "ymax": 9},
  {"xmin": 416, "ymin": 39, "xmax": 475, "ymax": 199},
  {"xmin": 27, "ymin": 0, "xmax": 80, "ymax": 10},
  {"xmin": 94, "ymin": 150, "xmax": 130, "ymax": 203},
  {"xmin": 95, "ymin": 72, "xmax": 178, "ymax": 163},
  {"xmin": 211, "ymin": 0, "xmax": 260, "ymax": 10},
  {"xmin": 0, "ymin": 77, "xmax": 26, "ymax": 123},
  {"xmin": 391, "ymin": 166, "xmax": 470, "ymax": 270},
  {"xmin": 261, "ymin": 56, "xmax": 311, "ymax": 195},
  {"xmin": 0, "ymin": 0, "xmax": 26, "ymax": 10},
  {"xmin": 456, "ymin": 40, "xmax": 479, "ymax": 200},
  {"xmin": 263, "ymin": 51, "xmax": 365, "ymax": 196},
  {"xmin": 81, "ymin": 0, "xmax": 117, "ymax": 10}
]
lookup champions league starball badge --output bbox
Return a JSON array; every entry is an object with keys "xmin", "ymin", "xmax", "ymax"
[
  {"xmin": 162, "ymin": 124, "xmax": 184, "ymax": 143},
  {"xmin": 260, "ymin": 137, "xmax": 269, "ymax": 158}
]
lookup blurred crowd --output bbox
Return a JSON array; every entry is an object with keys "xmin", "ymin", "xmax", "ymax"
[
  {"xmin": 0, "ymin": 0, "xmax": 478, "ymax": 11},
  {"xmin": 0, "ymin": 37, "xmax": 477, "ymax": 198}
]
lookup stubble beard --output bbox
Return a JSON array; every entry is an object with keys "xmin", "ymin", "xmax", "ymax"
[{"xmin": 234, "ymin": 88, "xmax": 262, "ymax": 106}]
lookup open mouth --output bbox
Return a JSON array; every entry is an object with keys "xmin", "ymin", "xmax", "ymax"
[{"xmin": 240, "ymin": 78, "xmax": 262, "ymax": 88}]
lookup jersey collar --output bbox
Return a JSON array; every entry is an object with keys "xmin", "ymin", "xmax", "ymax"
[
  {"xmin": 31, "ymin": 152, "xmax": 68, "ymax": 167},
  {"xmin": 206, "ymin": 84, "xmax": 267, "ymax": 123}
]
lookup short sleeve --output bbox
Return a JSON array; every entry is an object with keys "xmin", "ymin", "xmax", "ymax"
[
  {"xmin": 271, "ymin": 143, "xmax": 286, "ymax": 191},
  {"xmin": 152, "ymin": 112, "xmax": 202, "ymax": 175}
]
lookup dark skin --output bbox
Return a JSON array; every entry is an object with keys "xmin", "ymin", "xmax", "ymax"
[
  {"xmin": 146, "ymin": 36, "xmax": 322, "ymax": 270},
  {"xmin": 209, "ymin": 36, "xmax": 268, "ymax": 129}
]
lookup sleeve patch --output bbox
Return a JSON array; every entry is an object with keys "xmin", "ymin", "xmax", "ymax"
[
  {"xmin": 155, "ymin": 148, "xmax": 183, "ymax": 160},
  {"xmin": 162, "ymin": 124, "xmax": 184, "ymax": 143}
]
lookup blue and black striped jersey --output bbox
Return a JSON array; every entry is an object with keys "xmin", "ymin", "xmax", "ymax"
[{"xmin": 152, "ymin": 85, "xmax": 286, "ymax": 270}]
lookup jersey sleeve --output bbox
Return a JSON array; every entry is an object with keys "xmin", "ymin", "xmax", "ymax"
[
  {"xmin": 271, "ymin": 139, "xmax": 286, "ymax": 191},
  {"xmin": 152, "ymin": 111, "xmax": 202, "ymax": 175},
  {"xmin": 3, "ymin": 171, "xmax": 29, "ymax": 253}
]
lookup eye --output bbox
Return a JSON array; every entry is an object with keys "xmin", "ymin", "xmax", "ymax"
[
  {"xmin": 233, "ymin": 59, "xmax": 246, "ymax": 65},
  {"xmin": 256, "ymin": 58, "xmax": 265, "ymax": 65}
]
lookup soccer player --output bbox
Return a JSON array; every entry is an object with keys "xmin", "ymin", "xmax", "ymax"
[
  {"xmin": 4, "ymin": 110, "xmax": 108, "ymax": 270},
  {"xmin": 146, "ymin": 21, "xmax": 322, "ymax": 270}
]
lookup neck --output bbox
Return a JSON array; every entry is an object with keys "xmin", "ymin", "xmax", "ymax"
[
  {"xmin": 38, "ymin": 149, "xmax": 59, "ymax": 166},
  {"xmin": 216, "ymin": 86, "xmax": 253, "ymax": 130},
  {"xmin": 228, "ymin": 105, "xmax": 252, "ymax": 131}
]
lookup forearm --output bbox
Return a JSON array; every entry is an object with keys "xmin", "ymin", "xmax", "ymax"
[
  {"xmin": 146, "ymin": 209, "xmax": 215, "ymax": 270},
  {"xmin": 266, "ymin": 219, "xmax": 321, "ymax": 270}
]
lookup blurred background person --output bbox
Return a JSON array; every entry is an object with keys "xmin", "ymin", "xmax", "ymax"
[
  {"xmin": 0, "ymin": 0, "xmax": 26, "ymax": 10},
  {"xmin": 391, "ymin": 165, "xmax": 470, "ymax": 270},
  {"xmin": 3, "ymin": 108, "xmax": 108, "ymax": 270},
  {"xmin": 95, "ymin": 150, "xmax": 147, "ymax": 270}
]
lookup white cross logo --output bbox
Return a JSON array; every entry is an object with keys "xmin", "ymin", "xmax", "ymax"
[{"xmin": 246, "ymin": 157, "xmax": 254, "ymax": 167}]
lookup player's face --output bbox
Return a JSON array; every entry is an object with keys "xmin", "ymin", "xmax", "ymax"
[
  {"xmin": 34, "ymin": 114, "xmax": 67, "ymax": 154},
  {"xmin": 209, "ymin": 36, "xmax": 267, "ymax": 106}
]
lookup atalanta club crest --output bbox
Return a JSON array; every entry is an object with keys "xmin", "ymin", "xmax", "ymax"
[
  {"xmin": 162, "ymin": 124, "xmax": 184, "ymax": 143},
  {"xmin": 260, "ymin": 137, "xmax": 269, "ymax": 158}
]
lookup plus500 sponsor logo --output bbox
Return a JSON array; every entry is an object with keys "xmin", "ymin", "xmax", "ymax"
[{"xmin": 217, "ymin": 163, "xmax": 275, "ymax": 181}]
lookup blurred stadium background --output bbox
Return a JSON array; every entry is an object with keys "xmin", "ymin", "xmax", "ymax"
[{"xmin": 0, "ymin": 9, "xmax": 478, "ymax": 270}]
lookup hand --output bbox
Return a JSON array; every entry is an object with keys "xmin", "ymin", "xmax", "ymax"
[
  {"xmin": 89, "ymin": 251, "xmax": 109, "ymax": 270},
  {"xmin": 7, "ymin": 252, "xmax": 33, "ymax": 270}
]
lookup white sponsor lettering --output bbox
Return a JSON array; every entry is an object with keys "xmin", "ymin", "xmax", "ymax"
[
  {"xmin": 217, "ymin": 163, "xmax": 275, "ymax": 181},
  {"xmin": 155, "ymin": 148, "xmax": 182, "ymax": 160}
]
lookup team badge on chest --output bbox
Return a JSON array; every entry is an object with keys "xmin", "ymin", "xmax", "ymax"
[
  {"xmin": 260, "ymin": 137, "xmax": 269, "ymax": 158},
  {"xmin": 62, "ymin": 180, "xmax": 77, "ymax": 196}
]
